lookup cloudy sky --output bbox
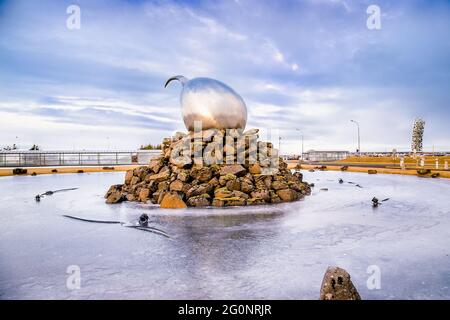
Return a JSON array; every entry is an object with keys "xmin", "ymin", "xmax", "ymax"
[{"xmin": 0, "ymin": 0, "xmax": 449, "ymax": 153}]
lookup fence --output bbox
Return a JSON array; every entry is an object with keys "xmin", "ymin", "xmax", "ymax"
[{"xmin": 0, "ymin": 150, "xmax": 161, "ymax": 167}]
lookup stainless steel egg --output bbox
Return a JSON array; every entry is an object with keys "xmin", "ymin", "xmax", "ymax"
[{"xmin": 165, "ymin": 75, "xmax": 247, "ymax": 131}]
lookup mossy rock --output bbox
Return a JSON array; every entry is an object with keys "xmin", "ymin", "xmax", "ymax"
[
  {"xmin": 431, "ymin": 173, "xmax": 440, "ymax": 178},
  {"xmin": 417, "ymin": 169, "xmax": 431, "ymax": 175}
]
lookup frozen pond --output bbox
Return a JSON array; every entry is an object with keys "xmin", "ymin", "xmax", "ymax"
[{"xmin": 0, "ymin": 171, "xmax": 449, "ymax": 299}]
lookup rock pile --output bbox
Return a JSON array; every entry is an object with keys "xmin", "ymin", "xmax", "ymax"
[{"xmin": 105, "ymin": 128, "xmax": 311, "ymax": 208}]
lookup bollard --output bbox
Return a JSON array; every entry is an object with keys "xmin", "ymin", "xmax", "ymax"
[{"xmin": 400, "ymin": 157, "xmax": 405, "ymax": 170}]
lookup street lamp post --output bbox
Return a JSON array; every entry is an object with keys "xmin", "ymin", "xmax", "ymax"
[
  {"xmin": 350, "ymin": 120, "xmax": 360, "ymax": 156},
  {"xmin": 278, "ymin": 136, "xmax": 282, "ymax": 153},
  {"xmin": 295, "ymin": 128, "xmax": 304, "ymax": 161}
]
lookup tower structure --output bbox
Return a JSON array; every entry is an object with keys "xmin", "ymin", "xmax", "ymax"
[{"xmin": 411, "ymin": 118, "xmax": 425, "ymax": 152}]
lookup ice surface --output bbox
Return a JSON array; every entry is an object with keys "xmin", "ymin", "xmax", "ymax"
[{"xmin": 0, "ymin": 171, "xmax": 449, "ymax": 299}]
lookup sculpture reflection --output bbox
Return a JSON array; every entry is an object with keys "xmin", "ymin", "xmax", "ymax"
[{"xmin": 165, "ymin": 75, "xmax": 247, "ymax": 131}]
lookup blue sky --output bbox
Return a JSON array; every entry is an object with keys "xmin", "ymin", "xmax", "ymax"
[{"xmin": 0, "ymin": 0, "xmax": 449, "ymax": 152}]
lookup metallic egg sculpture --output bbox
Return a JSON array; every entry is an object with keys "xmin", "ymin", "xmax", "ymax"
[{"xmin": 165, "ymin": 75, "xmax": 247, "ymax": 131}]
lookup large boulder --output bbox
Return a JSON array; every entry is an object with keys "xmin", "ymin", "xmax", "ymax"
[
  {"xmin": 158, "ymin": 181, "xmax": 170, "ymax": 192},
  {"xmin": 226, "ymin": 179, "xmax": 241, "ymax": 191},
  {"xmin": 232, "ymin": 190, "xmax": 249, "ymax": 200},
  {"xmin": 212, "ymin": 198, "xmax": 225, "ymax": 207},
  {"xmin": 276, "ymin": 188, "xmax": 298, "ymax": 202},
  {"xmin": 219, "ymin": 173, "xmax": 237, "ymax": 186},
  {"xmin": 130, "ymin": 176, "xmax": 140, "ymax": 185},
  {"xmin": 134, "ymin": 166, "xmax": 150, "ymax": 180},
  {"xmin": 126, "ymin": 193, "xmax": 136, "ymax": 201},
  {"xmin": 214, "ymin": 187, "xmax": 233, "ymax": 198},
  {"xmin": 187, "ymin": 194, "xmax": 211, "ymax": 207},
  {"xmin": 169, "ymin": 180, "xmax": 184, "ymax": 192},
  {"xmin": 293, "ymin": 172, "xmax": 303, "ymax": 182},
  {"xmin": 250, "ymin": 189, "xmax": 270, "ymax": 202},
  {"xmin": 208, "ymin": 177, "xmax": 219, "ymax": 187},
  {"xmin": 160, "ymin": 192, "xmax": 187, "ymax": 209},
  {"xmin": 224, "ymin": 197, "xmax": 246, "ymax": 206},
  {"xmin": 105, "ymin": 185, "xmax": 124, "ymax": 204},
  {"xmin": 190, "ymin": 166, "xmax": 213, "ymax": 182},
  {"xmin": 186, "ymin": 183, "xmax": 214, "ymax": 198},
  {"xmin": 149, "ymin": 157, "xmax": 164, "ymax": 173},
  {"xmin": 219, "ymin": 164, "xmax": 246, "ymax": 176},
  {"xmin": 255, "ymin": 175, "xmax": 272, "ymax": 190},
  {"xmin": 319, "ymin": 266, "xmax": 361, "ymax": 300},
  {"xmin": 212, "ymin": 197, "xmax": 246, "ymax": 207},
  {"xmin": 240, "ymin": 178, "xmax": 255, "ymax": 193},
  {"xmin": 269, "ymin": 190, "xmax": 282, "ymax": 204},
  {"xmin": 247, "ymin": 198, "xmax": 266, "ymax": 205},
  {"xmin": 138, "ymin": 188, "xmax": 150, "ymax": 202},
  {"xmin": 248, "ymin": 163, "xmax": 262, "ymax": 174},
  {"xmin": 124, "ymin": 170, "xmax": 134, "ymax": 184},
  {"xmin": 288, "ymin": 180, "xmax": 308, "ymax": 193},
  {"xmin": 145, "ymin": 170, "xmax": 171, "ymax": 183},
  {"xmin": 271, "ymin": 180, "xmax": 289, "ymax": 190},
  {"xmin": 177, "ymin": 169, "xmax": 190, "ymax": 182}
]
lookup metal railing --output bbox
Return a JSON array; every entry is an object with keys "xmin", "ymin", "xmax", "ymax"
[{"xmin": 0, "ymin": 150, "xmax": 161, "ymax": 167}]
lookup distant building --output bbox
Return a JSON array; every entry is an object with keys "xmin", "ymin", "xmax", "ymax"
[
  {"xmin": 303, "ymin": 150, "xmax": 349, "ymax": 162},
  {"xmin": 411, "ymin": 118, "xmax": 425, "ymax": 152}
]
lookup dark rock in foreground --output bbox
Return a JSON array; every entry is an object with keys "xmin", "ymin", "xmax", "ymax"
[{"xmin": 319, "ymin": 266, "xmax": 361, "ymax": 300}]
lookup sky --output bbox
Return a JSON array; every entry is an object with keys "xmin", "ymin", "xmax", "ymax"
[{"xmin": 0, "ymin": 0, "xmax": 449, "ymax": 153}]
